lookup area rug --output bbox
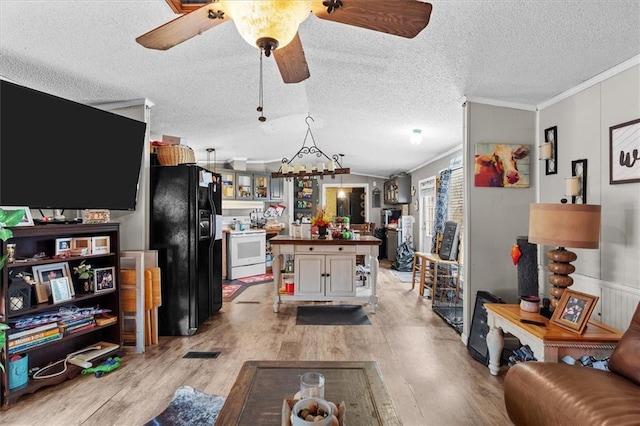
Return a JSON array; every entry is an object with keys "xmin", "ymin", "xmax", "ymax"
[
  {"xmin": 144, "ymin": 386, "xmax": 226, "ymax": 426},
  {"xmin": 222, "ymin": 283, "xmax": 245, "ymax": 301},
  {"xmin": 390, "ymin": 269, "xmax": 414, "ymax": 283},
  {"xmin": 237, "ymin": 273, "xmax": 273, "ymax": 284},
  {"xmin": 296, "ymin": 304, "xmax": 371, "ymax": 326}
]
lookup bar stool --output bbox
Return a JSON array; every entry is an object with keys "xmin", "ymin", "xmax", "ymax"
[{"xmin": 411, "ymin": 252, "xmax": 434, "ymax": 297}]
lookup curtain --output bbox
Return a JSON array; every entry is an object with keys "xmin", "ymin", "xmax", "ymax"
[{"xmin": 431, "ymin": 168, "xmax": 451, "ymax": 253}]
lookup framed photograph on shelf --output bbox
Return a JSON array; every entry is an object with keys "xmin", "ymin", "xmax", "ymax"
[
  {"xmin": 94, "ymin": 266, "xmax": 116, "ymax": 294},
  {"xmin": 55, "ymin": 237, "xmax": 72, "ymax": 255},
  {"xmin": 551, "ymin": 289, "xmax": 599, "ymax": 334},
  {"xmin": 91, "ymin": 236, "xmax": 110, "ymax": 254},
  {"xmin": 32, "ymin": 262, "xmax": 74, "ymax": 296},
  {"xmin": 50, "ymin": 277, "xmax": 73, "ymax": 304},
  {"xmin": 71, "ymin": 237, "xmax": 92, "ymax": 255},
  {"xmin": 609, "ymin": 118, "xmax": 640, "ymax": 184},
  {"xmin": 0, "ymin": 206, "xmax": 34, "ymax": 227}
]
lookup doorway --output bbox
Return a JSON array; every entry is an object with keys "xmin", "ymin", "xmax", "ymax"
[
  {"xmin": 418, "ymin": 176, "xmax": 436, "ymax": 253},
  {"xmin": 321, "ymin": 183, "xmax": 369, "ymax": 224}
]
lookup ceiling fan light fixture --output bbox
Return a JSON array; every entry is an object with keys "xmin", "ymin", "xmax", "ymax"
[{"xmin": 222, "ymin": 0, "xmax": 311, "ymax": 51}]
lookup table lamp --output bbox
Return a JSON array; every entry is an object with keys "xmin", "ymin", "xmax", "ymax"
[{"xmin": 528, "ymin": 203, "xmax": 601, "ymax": 310}]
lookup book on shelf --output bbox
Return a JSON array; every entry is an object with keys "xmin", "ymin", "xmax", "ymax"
[
  {"xmin": 61, "ymin": 318, "xmax": 95, "ymax": 331},
  {"xmin": 8, "ymin": 322, "xmax": 59, "ymax": 340},
  {"xmin": 59, "ymin": 315, "xmax": 95, "ymax": 329},
  {"xmin": 65, "ymin": 321, "xmax": 96, "ymax": 335},
  {"xmin": 8, "ymin": 328, "xmax": 61, "ymax": 348},
  {"xmin": 8, "ymin": 333, "xmax": 62, "ymax": 354}
]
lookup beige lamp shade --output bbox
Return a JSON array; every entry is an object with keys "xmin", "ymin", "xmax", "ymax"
[{"xmin": 528, "ymin": 203, "xmax": 601, "ymax": 249}]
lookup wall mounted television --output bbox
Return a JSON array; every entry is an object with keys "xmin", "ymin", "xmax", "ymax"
[{"xmin": 0, "ymin": 79, "xmax": 147, "ymax": 211}]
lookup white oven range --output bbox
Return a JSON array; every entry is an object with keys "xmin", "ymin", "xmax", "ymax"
[{"xmin": 227, "ymin": 229, "xmax": 266, "ymax": 280}]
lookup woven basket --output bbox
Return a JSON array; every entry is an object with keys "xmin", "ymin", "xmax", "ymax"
[{"xmin": 156, "ymin": 145, "xmax": 196, "ymax": 166}]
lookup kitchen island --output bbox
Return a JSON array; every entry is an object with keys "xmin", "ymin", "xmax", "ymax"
[{"xmin": 269, "ymin": 235, "xmax": 382, "ymax": 313}]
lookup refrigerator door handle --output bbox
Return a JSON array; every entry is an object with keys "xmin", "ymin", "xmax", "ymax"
[{"xmin": 209, "ymin": 183, "xmax": 223, "ymax": 241}]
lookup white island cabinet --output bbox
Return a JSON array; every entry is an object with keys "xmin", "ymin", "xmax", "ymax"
[{"xmin": 270, "ymin": 235, "xmax": 381, "ymax": 313}]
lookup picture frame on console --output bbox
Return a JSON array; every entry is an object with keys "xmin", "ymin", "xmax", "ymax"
[{"xmin": 551, "ymin": 289, "xmax": 598, "ymax": 334}]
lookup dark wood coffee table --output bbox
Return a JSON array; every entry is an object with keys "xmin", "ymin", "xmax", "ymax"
[{"xmin": 214, "ymin": 360, "xmax": 401, "ymax": 425}]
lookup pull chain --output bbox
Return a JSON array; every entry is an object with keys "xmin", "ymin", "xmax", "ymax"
[{"xmin": 257, "ymin": 49, "xmax": 266, "ymax": 122}]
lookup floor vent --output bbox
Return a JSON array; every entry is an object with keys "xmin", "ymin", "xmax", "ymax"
[
  {"xmin": 183, "ymin": 351, "xmax": 221, "ymax": 359},
  {"xmin": 236, "ymin": 300, "xmax": 260, "ymax": 304}
]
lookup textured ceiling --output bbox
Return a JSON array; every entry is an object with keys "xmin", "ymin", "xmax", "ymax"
[{"xmin": 1, "ymin": 1, "xmax": 639, "ymax": 178}]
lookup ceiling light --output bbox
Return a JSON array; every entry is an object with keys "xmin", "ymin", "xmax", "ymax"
[
  {"xmin": 271, "ymin": 115, "xmax": 350, "ymax": 179},
  {"xmin": 410, "ymin": 129, "xmax": 423, "ymax": 145},
  {"xmin": 222, "ymin": 0, "xmax": 311, "ymax": 56}
]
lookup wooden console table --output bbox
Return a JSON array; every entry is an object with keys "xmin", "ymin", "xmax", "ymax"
[
  {"xmin": 215, "ymin": 360, "xmax": 400, "ymax": 425},
  {"xmin": 484, "ymin": 303, "xmax": 623, "ymax": 375}
]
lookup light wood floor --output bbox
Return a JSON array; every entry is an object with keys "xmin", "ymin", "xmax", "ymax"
[{"xmin": 2, "ymin": 261, "xmax": 512, "ymax": 425}]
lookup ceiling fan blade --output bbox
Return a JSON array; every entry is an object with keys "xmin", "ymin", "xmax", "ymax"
[
  {"xmin": 136, "ymin": 3, "xmax": 230, "ymax": 51},
  {"xmin": 311, "ymin": 0, "xmax": 432, "ymax": 39},
  {"xmin": 273, "ymin": 33, "xmax": 310, "ymax": 84}
]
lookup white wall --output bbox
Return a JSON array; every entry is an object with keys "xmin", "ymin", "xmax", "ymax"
[
  {"xmin": 538, "ymin": 63, "xmax": 640, "ymax": 328},
  {"xmin": 463, "ymin": 103, "xmax": 537, "ymax": 339},
  {"xmin": 97, "ymin": 100, "xmax": 153, "ymax": 251}
]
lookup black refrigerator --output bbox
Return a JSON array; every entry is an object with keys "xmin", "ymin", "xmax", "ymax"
[{"xmin": 150, "ymin": 164, "xmax": 223, "ymax": 336}]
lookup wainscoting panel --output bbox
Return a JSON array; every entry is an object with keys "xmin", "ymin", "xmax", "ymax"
[{"xmin": 600, "ymin": 285, "xmax": 640, "ymax": 331}]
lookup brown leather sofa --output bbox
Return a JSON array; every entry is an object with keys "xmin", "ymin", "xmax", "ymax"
[{"xmin": 503, "ymin": 302, "xmax": 640, "ymax": 426}]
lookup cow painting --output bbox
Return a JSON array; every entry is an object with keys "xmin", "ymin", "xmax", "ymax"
[{"xmin": 474, "ymin": 143, "xmax": 531, "ymax": 188}]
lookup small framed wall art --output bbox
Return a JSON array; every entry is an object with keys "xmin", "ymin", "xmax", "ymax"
[
  {"xmin": 543, "ymin": 126, "xmax": 558, "ymax": 175},
  {"xmin": 474, "ymin": 143, "xmax": 531, "ymax": 188},
  {"xmin": 609, "ymin": 118, "xmax": 640, "ymax": 184}
]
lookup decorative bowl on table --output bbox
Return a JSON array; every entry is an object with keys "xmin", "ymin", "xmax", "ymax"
[{"xmin": 282, "ymin": 398, "xmax": 346, "ymax": 426}]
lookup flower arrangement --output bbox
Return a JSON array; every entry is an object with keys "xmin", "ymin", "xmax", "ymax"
[
  {"xmin": 311, "ymin": 207, "xmax": 331, "ymax": 228},
  {"xmin": 73, "ymin": 260, "xmax": 95, "ymax": 280}
]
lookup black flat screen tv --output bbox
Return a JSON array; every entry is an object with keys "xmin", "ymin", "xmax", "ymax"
[{"xmin": 0, "ymin": 79, "xmax": 147, "ymax": 211}]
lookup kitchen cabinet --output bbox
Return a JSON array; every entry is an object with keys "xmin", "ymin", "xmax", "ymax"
[
  {"xmin": 295, "ymin": 251, "xmax": 356, "ymax": 297},
  {"xmin": 220, "ymin": 171, "xmax": 236, "ymax": 200},
  {"xmin": 253, "ymin": 174, "xmax": 269, "ymax": 201},
  {"xmin": 236, "ymin": 173, "xmax": 254, "ymax": 199},
  {"xmin": 269, "ymin": 177, "xmax": 283, "ymax": 201},
  {"xmin": 383, "ymin": 173, "xmax": 411, "ymax": 205},
  {"xmin": 222, "ymin": 171, "xmax": 281, "ymax": 202},
  {"xmin": 0, "ymin": 223, "xmax": 122, "ymax": 410}
]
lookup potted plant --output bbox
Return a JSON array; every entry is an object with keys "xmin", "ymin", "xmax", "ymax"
[
  {"xmin": 73, "ymin": 260, "xmax": 96, "ymax": 293},
  {"xmin": 0, "ymin": 207, "xmax": 26, "ymax": 371}
]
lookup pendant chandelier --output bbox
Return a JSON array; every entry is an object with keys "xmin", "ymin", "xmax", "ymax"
[{"xmin": 271, "ymin": 115, "xmax": 350, "ymax": 179}]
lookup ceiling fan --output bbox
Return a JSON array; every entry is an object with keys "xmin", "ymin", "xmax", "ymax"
[{"xmin": 136, "ymin": 0, "xmax": 433, "ymax": 84}]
